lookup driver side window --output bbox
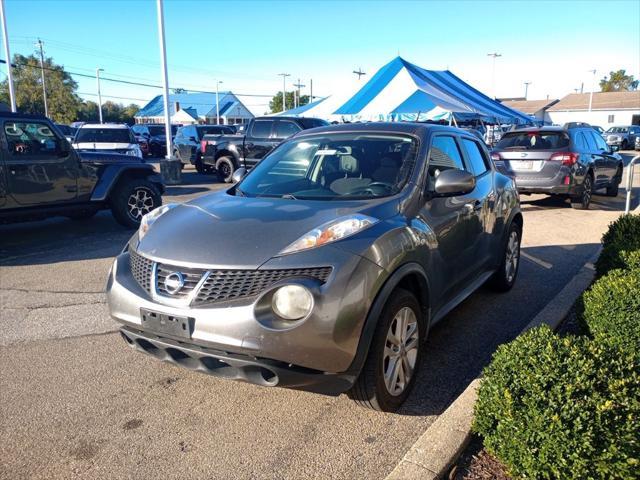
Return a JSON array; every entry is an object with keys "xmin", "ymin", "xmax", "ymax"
[
  {"xmin": 4, "ymin": 121, "xmax": 60, "ymax": 158},
  {"xmin": 427, "ymin": 135, "xmax": 466, "ymax": 190}
]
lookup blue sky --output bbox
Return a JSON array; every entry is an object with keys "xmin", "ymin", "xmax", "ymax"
[{"xmin": 3, "ymin": 0, "xmax": 639, "ymax": 114}]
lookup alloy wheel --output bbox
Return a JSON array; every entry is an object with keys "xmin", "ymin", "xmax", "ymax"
[
  {"xmin": 382, "ymin": 306, "xmax": 419, "ymax": 396},
  {"xmin": 127, "ymin": 188, "xmax": 155, "ymax": 221},
  {"xmin": 505, "ymin": 230, "xmax": 520, "ymax": 284},
  {"xmin": 582, "ymin": 176, "xmax": 592, "ymax": 208}
]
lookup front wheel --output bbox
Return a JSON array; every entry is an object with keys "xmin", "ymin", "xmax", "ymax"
[
  {"xmin": 348, "ymin": 289, "xmax": 424, "ymax": 412},
  {"xmin": 488, "ymin": 221, "xmax": 521, "ymax": 292},
  {"xmin": 110, "ymin": 178, "xmax": 162, "ymax": 229},
  {"xmin": 216, "ymin": 156, "xmax": 236, "ymax": 183}
]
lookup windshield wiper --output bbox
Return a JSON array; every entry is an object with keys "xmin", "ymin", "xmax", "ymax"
[{"xmin": 281, "ymin": 193, "xmax": 298, "ymax": 200}]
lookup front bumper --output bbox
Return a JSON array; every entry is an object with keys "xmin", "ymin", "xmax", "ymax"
[{"xmin": 106, "ymin": 247, "xmax": 385, "ymax": 380}]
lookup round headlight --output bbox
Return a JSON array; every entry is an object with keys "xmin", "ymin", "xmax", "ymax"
[{"xmin": 272, "ymin": 285, "xmax": 313, "ymax": 320}]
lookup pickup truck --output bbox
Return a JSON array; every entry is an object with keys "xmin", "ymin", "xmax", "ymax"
[
  {"xmin": 0, "ymin": 112, "xmax": 164, "ymax": 228},
  {"xmin": 200, "ymin": 116, "xmax": 328, "ymax": 182}
]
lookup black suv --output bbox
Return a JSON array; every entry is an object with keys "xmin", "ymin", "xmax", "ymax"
[
  {"xmin": 172, "ymin": 124, "xmax": 235, "ymax": 173},
  {"xmin": 131, "ymin": 124, "xmax": 179, "ymax": 158},
  {"xmin": 0, "ymin": 113, "xmax": 164, "ymax": 228},
  {"xmin": 491, "ymin": 125, "xmax": 623, "ymax": 209}
]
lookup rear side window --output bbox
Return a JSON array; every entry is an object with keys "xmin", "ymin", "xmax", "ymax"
[
  {"xmin": 496, "ymin": 131, "xmax": 569, "ymax": 150},
  {"xmin": 583, "ymin": 131, "xmax": 597, "ymax": 151},
  {"xmin": 250, "ymin": 120, "xmax": 273, "ymax": 138},
  {"xmin": 590, "ymin": 131, "xmax": 609, "ymax": 151},
  {"xmin": 274, "ymin": 121, "xmax": 301, "ymax": 139},
  {"xmin": 461, "ymin": 138, "xmax": 489, "ymax": 176},
  {"xmin": 429, "ymin": 136, "xmax": 466, "ymax": 171},
  {"xmin": 4, "ymin": 121, "xmax": 59, "ymax": 157}
]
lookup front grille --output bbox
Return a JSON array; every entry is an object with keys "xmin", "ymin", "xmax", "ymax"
[
  {"xmin": 128, "ymin": 247, "xmax": 331, "ymax": 305},
  {"xmin": 130, "ymin": 248, "xmax": 153, "ymax": 293},
  {"xmin": 194, "ymin": 267, "xmax": 332, "ymax": 305},
  {"xmin": 155, "ymin": 263, "xmax": 205, "ymax": 299}
]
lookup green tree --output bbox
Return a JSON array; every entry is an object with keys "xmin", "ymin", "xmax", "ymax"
[
  {"xmin": 599, "ymin": 69, "xmax": 639, "ymax": 92},
  {"xmin": 0, "ymin": 54, "xmax": 82, "ymax": 123},
  {"xmin": 269, "ymin": 91, "xmax": 310, "ymax": 113}
]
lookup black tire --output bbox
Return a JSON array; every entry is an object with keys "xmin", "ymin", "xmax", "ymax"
[
  {"xmin": 348, "ymin": 289, "xmax": 424, "ymax": 412},
  {"xmin": 216, "ymin": 156, "xmax": 235, "ymax": 183},
  {"xmin": 570, "ymin": 174, "xmax": 593, "ymax": 210},
  {"xmin": 110, "ymin": 178, "xmax": 162, "ymax": 229},
  {"xmin": 605, "ymin": 167, "xmax": 622, "ymax": 197},
  {"xmin": 488, "ymin": 221, "xmax": 522, "ymax": 292}
]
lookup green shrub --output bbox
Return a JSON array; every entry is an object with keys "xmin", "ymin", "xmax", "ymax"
[
  {"xmin": 595, "ymin": 214, "xmax": 640, "ymax": 278},
  {"xmin": 473, "ymin": 326, "xmax": 640, "ymax": 480},
  {"xmin": 582, "ymin": 267, "xmax": 640, "ymax": 351},
  {"xmin": 620, "ymin": 249, "xmax": 640, "ymax": 270}
]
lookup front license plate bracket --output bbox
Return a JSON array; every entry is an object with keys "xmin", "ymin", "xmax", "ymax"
[{"xmin": 140, "ymin": 308, "xmax": 194, "ymax": 339}]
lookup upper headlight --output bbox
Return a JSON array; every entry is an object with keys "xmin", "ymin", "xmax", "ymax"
[
  {"xmin": 279, "ymin": 214, "xmax": 379, "ymax": 255},
  {"xmin": 138, "ymin": 203, "xmax": 178, "ymax": 240}
]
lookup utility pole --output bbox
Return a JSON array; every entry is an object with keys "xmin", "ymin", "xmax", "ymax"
[
  {"xmin": 0, "ymin": 0, "xmax": 16, "ymax": 112},
  {"xmin": 215, "ymin": 80, "xmax": 223, "ymax": 124},
  {"xmin": 293, "ymin": 79, "xmax": 305, "ymax": 109},
  {"xmin": 278, "ymin": 73, "xmax": 290, "ymax": 112},
  {"xmin": 487, "ymin": 52, "xmax": 502, "ymax": 99},
  {"xmin": 36, "ymin": 38, "xmax": 48, "ymax": 117},
  {"xmin": 96, "ymin": 68, "xmax": 104, "ymax": 123},
  {"xmin": 524, "ymin": 81, "xmax": 531, "ymax": 100},
  {"xmin": 156, "ymin": 0, "xmax": 173, "ymax": 160},
  {"xmin": 310, "ymin": 78, "xmax": 313, "ymax": 104},
  {"xmin": 588, "ymin": 69, "xmax": 596, "ymax": 113}
]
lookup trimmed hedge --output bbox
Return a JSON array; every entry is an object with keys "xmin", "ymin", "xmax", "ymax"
[
  {"xmin": 473, "ymin": 326, "xmax": 640, "ymax": 480},
  {"xmin": 595, "ymin": 214, "xmax": 640, "ymax": 278},
  {"xmin": 582, "ymin": 267, "xmax": 640, "ymax": 351}
]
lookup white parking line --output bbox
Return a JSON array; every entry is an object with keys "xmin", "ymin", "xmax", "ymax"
[{"xmin": 521, "ymin": 251, "xmax": 553, "ymax": 269}]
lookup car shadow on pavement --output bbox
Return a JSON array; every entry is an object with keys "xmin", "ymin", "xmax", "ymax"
[
  {"xmin": 520, "ymin": 189, "xmax": 637, "ymax": 212},
  {"xmin": 396, "ymin": 241, "xmax": 599, "ymax": 416}
]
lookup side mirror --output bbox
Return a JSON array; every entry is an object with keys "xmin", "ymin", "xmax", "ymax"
[
  {"xmin": 434, "ymin": 169, "xmax": 476, "ymax": 196},
  {"xmin": 231, "ymin": 167, "xmax": 247, "ymax": 184},
  {"xmin": 609, "ymin": 145, "xmax": 619, "ymax": 153}
]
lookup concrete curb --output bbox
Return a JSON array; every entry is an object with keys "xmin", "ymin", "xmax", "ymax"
[{"xmin": 385, "ymin": 247, "xmax": 601, "ymax": 480}]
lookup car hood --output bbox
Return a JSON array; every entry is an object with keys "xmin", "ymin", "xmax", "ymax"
[
  {"xmin": 77, "ymin": 151, "xmax": 144, "ymax": 164},
  {"xmin": 137, "ymin": 190, "xmax": 400, "ymax": 269}
]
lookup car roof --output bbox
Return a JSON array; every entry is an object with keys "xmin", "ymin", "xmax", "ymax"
[
  {"xmin": 293, "ymin": 121, "xmax": 470, "ymax": 139},
  {"xmin": 79, "ymin": 123, "xmax": 130, "ymax": 129}
]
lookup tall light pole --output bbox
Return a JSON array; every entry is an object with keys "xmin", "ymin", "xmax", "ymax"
[
  {"xmin": 96, "ymin": 68, "xmax": 104, "ymax": 123},
  {"xmin": 215, "ymin": 80, "xmax": 222, "ymax": 124},
  {"xmin": 309, "ymin": 78, "xmax": 313, "ymax": 104},
  {"xmin": 524, "ymin": 81, "xmax": 532, "ymax": 100},
  {"xmin": 36, "ymin": 38, "xmax": 48, "ymax": 117},
  {"xmin": 588, "ymin": 69, "xmax": 596, "ymax": 113},
  {"xmin": 156, "ymin": 0, "xmax": 173, "ymax": 159},
  {"xmin": 0, "ymin": 0, "xmax": 16, "ymax": 112},
  {"xmin": 278, "ymin": 73, "xmax": 290, "ymax": 112},
  {"xmin": 293, "ymin": 79, "xmax": 305, "ymax": 109},
  {"xmin": 487, "ymin": 52, "xmax": 502, "ymax": 99}
]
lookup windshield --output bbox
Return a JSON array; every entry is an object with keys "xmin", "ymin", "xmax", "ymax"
[
  {"xmin": 495, "ymin": 131, "xmax": 569, "ymax": 150},
  {"xmin": 237, "ymin": 133, "xmax": 417, "ymax": 200},
  {"xmin": 605, "ymin": 127, "xmax": 628, "ymax": 133},
  {"xmin": 75, "ymin": 128, "xmax": 135, "ymax": 144}
]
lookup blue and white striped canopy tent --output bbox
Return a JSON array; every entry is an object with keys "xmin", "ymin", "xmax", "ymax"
[{"xmin": 278, "ymin": 56, "xmax": 532, "ymax": 124}]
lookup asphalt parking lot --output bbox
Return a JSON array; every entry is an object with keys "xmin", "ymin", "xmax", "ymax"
[{"xmin": 1, "ymin": 154, "xmax": 639, "ymax": 480}]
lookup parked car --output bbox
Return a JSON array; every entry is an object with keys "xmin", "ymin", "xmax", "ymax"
[
  {"xmin": 107, "ymin": 123, "xmax": 522, "ymax": 412},
  {"xmin": 602, "ymin": 125, "xmax": 640, "ymax": 150},
  {"xmin": 201, "ymin": 116, "xmax": 329, "ymax": 182},
  {"xmin": 134, "ymin": 133, "xmax": 150, "ymax": 156},
  {"xmin": 131, "ymin": 124, "xmax": 179, "ymax": 157},
  {"xmin": 0, "ymin": 112, "xmax": 163, "ymax": 228},
  {"xmin": 491, "ymin": 125, "xmax": 623, "ymax": 209},
  {"xmin": 55, "ymin": 123, "xmax": 77, "ymax": 143},
  {"xmin": 172, "ymin": 124, "xmax": 235, "ymax": 172},
  {"xmin": 73, "ymin": 123, "xmax": 142, "ymax": 158}
]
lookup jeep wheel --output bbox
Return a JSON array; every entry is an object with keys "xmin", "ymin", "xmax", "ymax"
[
  {"xmin": 571, "ymin": 174, "xmax": 593, "ymax": 210},
  {"xmin": 605, "ymin": 167, "xmax": 622, "ymax": 197},
  {"xmin": 216, "ymin": 156, "xmax": 235, "ymax": 183},
  {"xmin": 111, "ymin": 179, "xmax": 162, "ymax": 229},
  {"xmin": 349, "ymin": 289, "xmax": 424, "ymax": 412},
  {"xmin": 489, "ymin": 221, "xmax": 521, "ymax": 292}
]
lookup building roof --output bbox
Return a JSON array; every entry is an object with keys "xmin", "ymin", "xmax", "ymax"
[
  {"xmin": 135, "ymin": 92, "xmax": 234, "ymax": 118},
  {"xmin": 501, "ymin": 98, "xmax": 559, "ymax": 114},
  {"xmin": 547, "ymin": 91, "xmax": 640, "ymax": 112}
]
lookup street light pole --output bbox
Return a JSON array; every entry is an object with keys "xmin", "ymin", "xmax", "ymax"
[
  {"xmin": 293, "ymin": 79, "xmax": 305, "ymax": 109},
  {"xmin": 156, "ymin": 0, "xmax": 173, "ymax": 160},
  {"xmin": 487, "ymin": 52, "xmax": 502, "ymax": 99},
  {"xmin": 278, "ymin": 73, "xmax": 290, "ymax": 112},
  {"xmin": 36, "ymin": 38, "xmax": 48, "ymax": 117},
  {"xmin": 588, "ymin": 69, "xmax": 596, "ymax": 113},
  {"xmin": 0, "ymin": 0, "xmax": 16, "ymax": 112},
  {"xmin": 215, "ymin": 80, "xmax": 222, "ymax": 124},
  {"xmin": 524, "ymin": 81, "xmax": 531, "ymax": 100},
  {"xmin": 96, "ymin": 68, "xmax": 104, "ymax": 123}
]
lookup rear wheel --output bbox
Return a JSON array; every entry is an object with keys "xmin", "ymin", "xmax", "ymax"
[
  {"xmin": 489, "ymin": 221, "xmax": 521, "ymax": 292},
  {"xmin": 348, "ymin": 289, "xmax": 424, "ymax": 412},
  {"xmin": 216, "ymin": 156, "xmax": 236, "ymax": 183},
  {"xmin": 571, "ymin": 174, "xmax": 593, "ymax": 210},
  {"xmin": 110, "ymin": 178, "xmax": 162, "ymax": 229},
  {"xmin": 605, "ymin": 167, "xmax": 622, "ymax": 197}
]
